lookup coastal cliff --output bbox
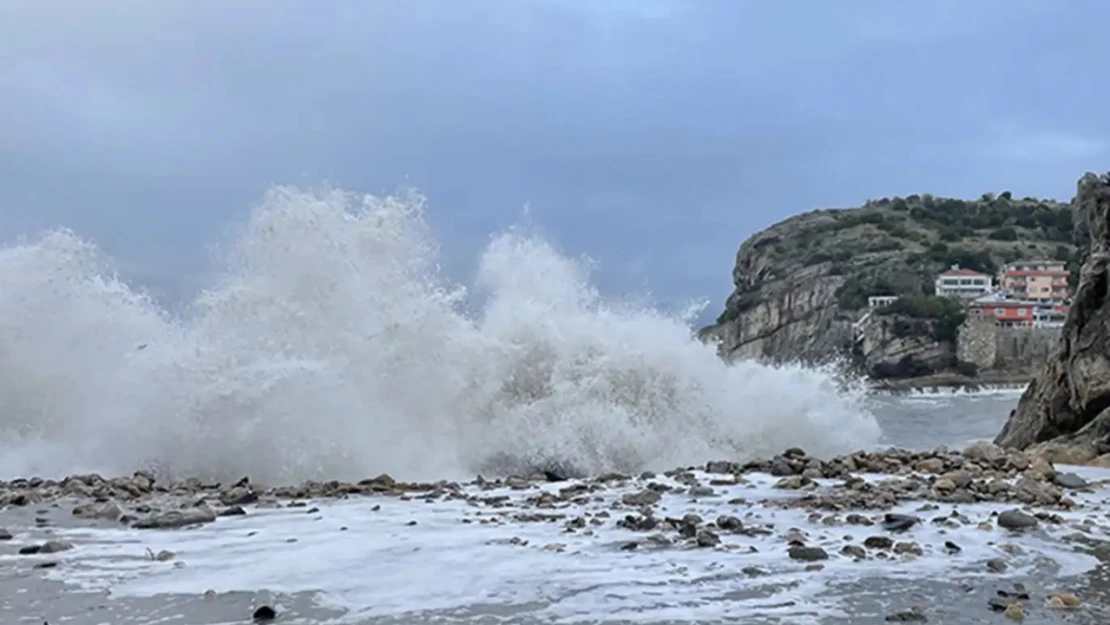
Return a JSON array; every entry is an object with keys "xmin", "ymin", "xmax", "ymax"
[
  {"xmin": 699, "ymin": 193, "xmax": 1080, "ymax": 382},
  {"xmin": 995, "ymin": 173, "xmax": 1110, "ymax": 461}
]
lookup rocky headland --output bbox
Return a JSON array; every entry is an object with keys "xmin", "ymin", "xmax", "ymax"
[
  {"xmin": 698, "ymin": 190, "xmax": 1083, "ymax": 390},
  {"xmin": 996, "ymin": 172, "xmax": 1110, "ymax": 467}
]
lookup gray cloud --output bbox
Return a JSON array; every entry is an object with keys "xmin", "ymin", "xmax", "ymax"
[{"xmin": 1, "ymin": 0, "xmax": 1107, "ymax": 318}]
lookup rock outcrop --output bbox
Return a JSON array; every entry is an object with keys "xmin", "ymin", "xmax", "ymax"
[
  {"xmin": 995, "ymin": 173, "xmax": 1110, "ymax": 454},
  {"xmin": 700, "ymin": 193, "xmax": 1078, "ymax": 381},
  {"xmin": 855, "ymin": 311, "xmax": 956, "ymax": 377}
]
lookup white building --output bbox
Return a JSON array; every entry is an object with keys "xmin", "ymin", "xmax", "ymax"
[
  {"xmin": 934, "ymin": 265, "xmax": 994, "ymax": 300},
  {"xmin": 867, "ymin": 295, "xmax": 899, "ymax": 309}
]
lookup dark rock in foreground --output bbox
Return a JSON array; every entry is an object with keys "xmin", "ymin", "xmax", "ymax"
[
  {"xmin": 996, "ymin": 171, "xmax": 1110, "ymax": 461},
  {"xmin": 133, "ymin": 507, "xmax": 217, "ymax": 529}
]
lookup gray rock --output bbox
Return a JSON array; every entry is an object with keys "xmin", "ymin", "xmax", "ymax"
[
  {"xmin": 40, "ymin": 540, "xmax": 73, "ymax": 554},
  {"xmin": 1053, "ymin": 472, "xmax": 1089, "ymax": 490},
  {"xmin": 695, "ymin": 529, "xmax": 720, "ymax": 547},
  {"xmin": 787, "ymin": 545, "xmax": 828, "ymax": 561},
  {"xmin": 621, "ymin": 490, "xmax": 661, "ymax": 507},
  {"xmin": 997, "ymin": 509, "xmax": 1038, "ymax": 530},
  {"xmin": 133, "ymin": 507, "xmax": 217, "ymax": 529},
  {"xmin": 840, "ymin": 544, "xmax": 866, "ymax": 559},
  {"xmin": 716, "ymin": 515, "xmax": 743, "ymax": 531},
  {"xmin": 881, "ymin": 513, "xmax": 919, "ymax": 532},
  {"xmin": 864, "ymin": 536, "xmax": 893, "ymax": 550},
  {"xmin": 219, "ymin": 487, "xmax": 258, "ymax": 506},
  {"xmin": 72, "ymin": 501, "xmax": 126, "ymax": 521},
  {"xmin": 704, "ymin": 460, "xmax": 735, "ymax": 474},
  {"xmin": 986, "ymin": 557, "xmax": 1008, "ymax": 573},
  {"xmin": 885, "ymin": 607, "xmax": 927, "ymax": 622},
  {"xmin": 770, "ymin": 455, "xmax": 797, "ymax": 476},
  {"xmin": 994, "ymin": 172, "xmax": 1110, "ymax": 450},
  {"xmin": 0, "ymin": 528, "xmax": 11, "ymax": 540},
  {"xmin": 688, "ymin": 485, "xmax": 715, "ymax": 497}
]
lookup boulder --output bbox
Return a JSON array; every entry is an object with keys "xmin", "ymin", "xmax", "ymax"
[{"xmin": 995, "ymin": 172, "xmax": 1110, "ymax": 453}]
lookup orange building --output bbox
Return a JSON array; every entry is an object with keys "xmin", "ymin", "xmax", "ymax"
[{"xmin": 997, "ymin": 260, "xmax": 1069, "ymax": 303}]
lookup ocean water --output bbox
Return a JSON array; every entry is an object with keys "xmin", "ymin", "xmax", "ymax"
[
  {"xmin": 5, "ymin": 187, "xmax": 1088, "ymax": 624},
  {"xmin": 12, "ymin": 389, "xmax": 1104, "ymax": 625}
]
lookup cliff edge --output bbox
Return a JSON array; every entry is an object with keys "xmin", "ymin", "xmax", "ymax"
[
  {"xmin": 700, "ymin": 193, "xmax": 1078, "ymax": 380},
  {"xmin": 995, "ymin": 173, "xmax": 1110, "ymax": 458}
]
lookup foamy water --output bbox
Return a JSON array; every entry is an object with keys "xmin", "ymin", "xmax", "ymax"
[
  {"xmin": 9, "ymin": 467, "xmax": 1108, "ymax": 624},
  {"xmin": 0, "ymin": 186, "xmax": 880, "ymax": 484}
]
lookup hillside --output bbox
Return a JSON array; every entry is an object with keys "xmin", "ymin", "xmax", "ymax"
[{"xmin": 698, "ymin": 192, "xmax": 1082, "ymax": 380}]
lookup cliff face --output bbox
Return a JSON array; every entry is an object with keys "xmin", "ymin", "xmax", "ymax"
[
  {"xmin": 855, "ymin": 312, "xmax": 956, "ymax": 378},
  {"xmin": 995, "ymin": 173, "xmax": 1110, "ymax": 457},
  {"xmin": 700, "ymin": 194, "xmax": 1079, "ymax": 378},
  {"xmin": 698, "ymin": 233, "xmax": 851, "ymax": 363}
]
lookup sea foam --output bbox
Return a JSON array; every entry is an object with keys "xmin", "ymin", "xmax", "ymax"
[{"xmin": 0, "ymin": 186, "xmax": 880, "ymax": 483}]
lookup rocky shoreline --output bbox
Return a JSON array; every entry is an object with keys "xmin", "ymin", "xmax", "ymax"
[
  {"xmin": 870, "ymin": 371, "xmax": 1032, "ymax": 394},
  {"xmin": 3, "ymin": 441, "xmax": 1110, "ymax": 623}
]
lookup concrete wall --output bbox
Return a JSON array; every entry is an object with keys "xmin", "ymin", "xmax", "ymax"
[
  {"xmin": 957, "ymin": 319, "xmax": 1061, "ymax": 371},
  {"xmin": 994, "ymin": 326, "xmax": 1061, "ymax": 368}
]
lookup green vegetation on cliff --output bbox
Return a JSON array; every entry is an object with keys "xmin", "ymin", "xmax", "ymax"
[
  {"xmin": 702, "ymin": 190, "xmax": 1081, "ymax": 380},
  {"xmin": 732, "ymin": 192, "xmax": 1079, "ymax": 323}
]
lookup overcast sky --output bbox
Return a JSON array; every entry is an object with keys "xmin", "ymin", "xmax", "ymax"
[{"xmin": 2, "ymin": 0, "xmax": 1108, "ymax": 315}]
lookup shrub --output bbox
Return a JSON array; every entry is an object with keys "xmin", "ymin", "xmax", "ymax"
[
  {"xmin": 954, "ymin": 360, "xmax": 979, "ymax": 377},
  {"xmin": 871, "ymin": 355, "xmax": 936, "ymax": 379},
  {"xmin": 877, "ymin": 295, "xmax": 966, "ymax": 343},
  {"xmin": 988, "ymin": 227, "xmax": 1018, "ymax": 241}
]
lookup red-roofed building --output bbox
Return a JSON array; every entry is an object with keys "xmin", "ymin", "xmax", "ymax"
[
  {"xmin": 966, "ymin": 293, "xmax": 1069, "ymax": 328},
  {"xmin": 997, "ymin": 259, "xmax": 1070, "ymax": 303},
  {"xmin": 934, "ymin": 265, "xmax": 994, "ymax": 300}
]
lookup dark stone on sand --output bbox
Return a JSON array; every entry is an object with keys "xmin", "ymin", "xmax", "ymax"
[
  {"xmin": 0, "ymin": 528, "xmax": 11, "ymax": 540},
  {"xmin": 542, "ymin": 470, "xmax": 567, "ymax": 482},
  {"xmin": 621, "ymin": 490, "xmax": 661, "ymax": 506},
  {"xmin": 944, "ymin": 540, "xmax": 961, "ymax": 553},
  {"xmin": 40, "ymin": 540, "xmax": 72, "ymax": 554},
  {"xmin": 219, "ymin": 487, "xmax": 258, "ymax": 506},
  {"xmin": 864, "ymin": 536, "xmax": 894, "ymax": 550},
  {"xmin": 133, "ymin": 507, "xmax": 217, "ymax": 529},
  {"xmin": 218, "ymin": 505, "xmax": 247, "ymax": 517},
  {"xmin": 787, "ymin": 545, "xmax": 828, "ymax": 561},
  {"xmin": 997, "ymin": 509, "xmax": 1038, "ymax": 530},
  {"xmin": 987, "ymin": 597, "xmax": 1013, "ymax": 612},
  {"xmin": 695, "ymin": 529, "xmax": 720, "ymax": 547},
  {"xmin": 16, "ymin": 540, "xmax": 70, "ymax": 555},
  {"xmin": 885, "ymin": 607, "xmax": 927, "ymax": 622},
  {"xmin": 705, "ymin": 460, "xmax": 737, "ymax": 474},
  {"xmin": 881, "ymin": 513, "xmax": 919, "ymax": 532},
  {"xmin": 715, "ymin": 515, "xmax": 743, "ymax": 531},
  {"xmin": 986, "ymin": 558, "xmax": 1008, "ymax": 573},
  {"xmin": 840, "ymin": 544, "xmax": 866, "ymax": 559},
  {"xmin": 252, "ymin": 605, "xmax": 276, "ymax": 621},
  {"xmin": 1053, "ymin": 472, "xmax": 1089, "ymax": 489},
  {"xmin": 769, "ymin": 455, "xmax": 797, "ymax": 476}
]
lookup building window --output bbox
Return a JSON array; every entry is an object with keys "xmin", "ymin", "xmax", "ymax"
[{"xmin": 994, "ymin": 308, "xmax": 1005, "ymax": 316}]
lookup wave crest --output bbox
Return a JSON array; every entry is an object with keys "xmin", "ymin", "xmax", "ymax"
[{"xmin": 0, "ymin": 187, "xmax": 880, "ymax": 483}]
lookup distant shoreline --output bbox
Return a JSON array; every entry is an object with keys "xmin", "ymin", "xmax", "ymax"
[{"xmin": 870, "ymin": 370, "xmax": 1032, "ymax": 395}]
